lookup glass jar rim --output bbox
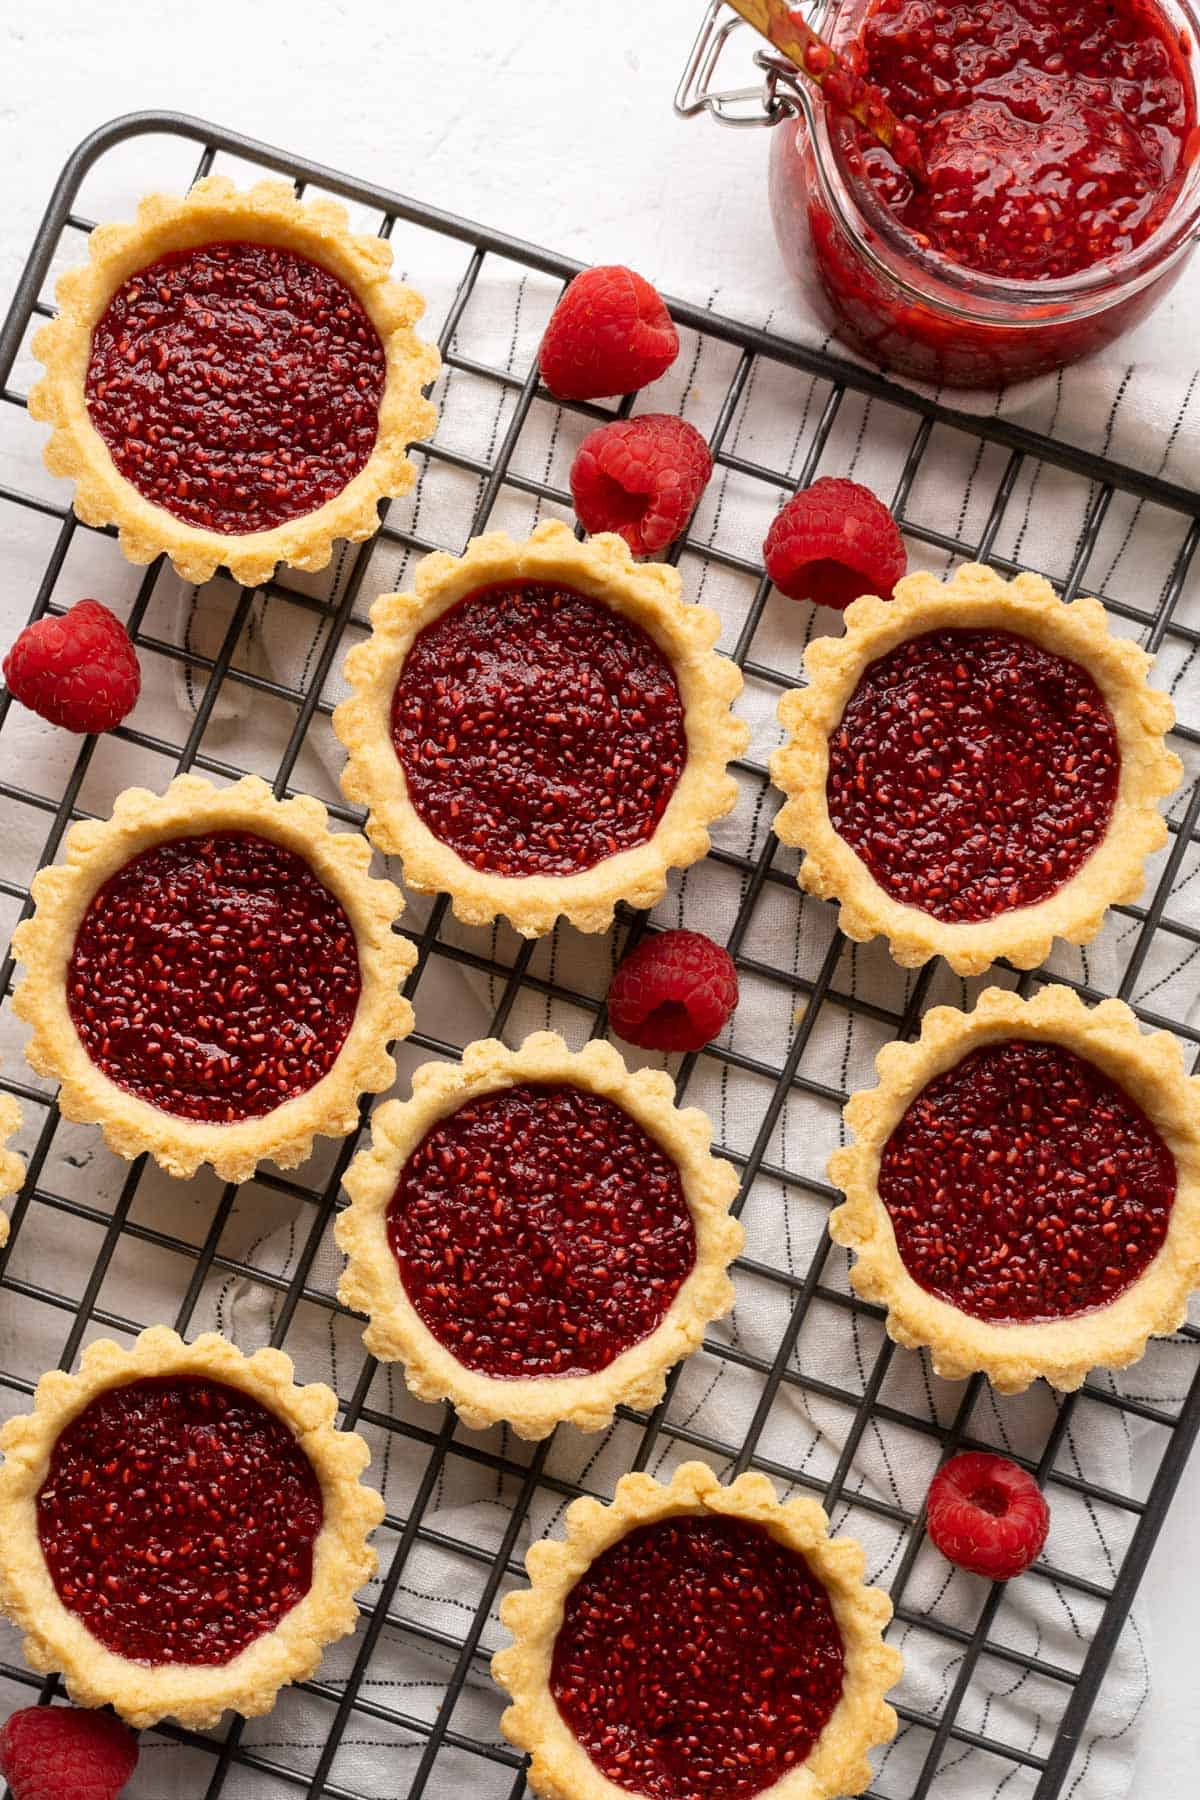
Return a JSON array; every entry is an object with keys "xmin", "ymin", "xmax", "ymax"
[{"xmin": 799, "ymin": 0, "xmax": 1200, "ymax": 322}]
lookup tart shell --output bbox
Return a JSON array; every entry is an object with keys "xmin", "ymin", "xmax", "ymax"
[
  {"xmin": 829, "ymin": 984, "xmax": 1200, "ymax": 1392},
  {"xmin": 492, "ymin": 1459, "xmax": 902, "ymax": 1800},
  {"xmin": 334, "ymin": 521, "xmax": 750, "ymax": 937},
  {"xmin": 337, "ymin": 1032, "xmax": 743, "ymax": 1439},
  {"xmin": 11, "ymin": 773, "xmax": 415, "ymax": 1182},
  {"xmin": 771, "ymin": 564, "xmax": 1181, "ymax": 975},
  {"xmin": 28, "ymin": 176, "xmax": 441, "ymax": 587},
  {"xmin": 0, "ymin": 1326, "xmax": 384, "ymax": 1729}
]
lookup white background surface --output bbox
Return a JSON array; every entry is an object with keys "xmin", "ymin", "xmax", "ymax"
[{"xmin": 0, "ymin": 1, "xmax": 1197, "ymax": 1793}]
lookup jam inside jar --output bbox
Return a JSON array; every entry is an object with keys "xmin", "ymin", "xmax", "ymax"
[{"xmin": 768, "ymin": 0, "xmax": 1200, "ymax": 386}]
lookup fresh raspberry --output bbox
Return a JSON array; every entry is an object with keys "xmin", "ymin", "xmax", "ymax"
[
  {"xmin": 539, "ymin": 266, "xmax": 679, "ymax": 401},
  {"xmin": 607, "ymin": 928, "xmax": 738, "ymax": 1052},
  {"xmin": 3, "ymin": 601, "xmax": 141, "ymax": 734},
  {"xmin": 763, "ymin": 476, "xmax": 907, "ymax": 609},
  {"xmin": 926, "ymin": 1451, "xmax": 1050, "ymax": 1581},
  {"xmin": 571, "ymin": 414, "xmax": 712, "ymax": 556},
  {"xmin": 0, "ymin": 1705, "xmax": 138, "ymax": 1800}
]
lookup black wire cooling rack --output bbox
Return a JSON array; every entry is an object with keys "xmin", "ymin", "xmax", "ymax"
[{"xmin": 1, "ymin": 109, "xmax": 1199, "ymax": 1800}]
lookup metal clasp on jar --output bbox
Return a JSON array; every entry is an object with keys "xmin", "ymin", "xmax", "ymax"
[{"xmin": 674, "ymin": 0, "xmax": 811, "ymax": 127}]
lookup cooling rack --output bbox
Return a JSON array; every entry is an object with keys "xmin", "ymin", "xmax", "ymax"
[{"xmin": 1, "ymin": 109, "xmax": 1199, "ymax": 1800}]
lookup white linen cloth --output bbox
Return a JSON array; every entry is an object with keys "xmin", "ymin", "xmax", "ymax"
[{"xmin": 1, "ymin": 84, "xmax": 1199, "ymax": 1800}]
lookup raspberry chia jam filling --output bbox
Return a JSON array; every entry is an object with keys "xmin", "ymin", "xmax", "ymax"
[
  {"xmin": 85, "ymin": 240, "xmax": 386, "ymax": 536},
  {"xmin": 549, "ymin": 1513, "xmax": 845, "ymax": 1800},
  {"xmin": 67, "ymin": 830, "xmax": 361, "ymax": 1124},
  {"xmin": 386, "ymin": 1082, "xmax": 696, "ymax": 1379},
  {"xmin": 826, "ymin": 627, "xmax": 1120, "ymax": 923},
  {"xmin": 37, "ymin": 1375, "xmax": 323, "ymax": 1666},
  {"xmin": 879, "ymin": 1038, "xmax": 1175, "ymax": 1321},
  {"xmin": 846, "ymin": 0, "xmax": 1197, "ymax": 280},
  {"xmin": 389, "ymin": 582, "xmax": 687, "ymax": 879}
]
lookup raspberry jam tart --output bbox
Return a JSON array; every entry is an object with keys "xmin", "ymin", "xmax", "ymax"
[
  {"xmin": 86, "ymin": 240, "xmax": 387, "ymax": 538},
  {"xmin": 389, "ymin": 582, "xmax": 687, "ymax": 879},
  {"xmin": 826, "ymin": 628, "xmax": 1120, "ymax": 925},
  {"xmin": 68, "ymin": 829, "xmax": 362, "ymax": 1125},
  {"xmin": 879, "ymin": 1040, "xmax": 1174, "ymax": 1322},
  {"xmin": 29, "ymin": 176, "xmax": 439, "ymax": 586},
  {"xmin": 494, "ymin": 1461, "xmax": 902, "ymax": 1800},
  {"xmin": 12, "ymin": 775, "xmax": 415, "ymax": 1182},
  {"xmin": 766, "ymin": 0, "xmax": 1200, "ymax": 385},
  {"xmin": 0, "ymin": 1328, "xmax": 384, "ymax": 1728},
  {"xmin": 549, "ymin": 1514, "xmax": 845, "ymax": 1798},
  {"xmin": 337, "ymin": 1033, "xmax": 742, "ymax": 1439},
  {"xmin": 335, "ymin": 521, "xmax": 748, "ymax": 938},
  {"xmin": 830, "ymin": 986, "xmax": 1200, "ymax": 1391},
  {"xmin": 37, "ymin": 1375, "xmax": 324, "ymax": 1667},
  {"xmin": 386, "ymin": 1084, "xmax": 697, "ymax": 1378},
  {"xmin": 772, "ymin": 565, "xmax": 1180, "ymax": 974}
]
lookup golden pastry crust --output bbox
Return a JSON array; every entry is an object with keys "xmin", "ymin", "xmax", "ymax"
[
  {"xmin": 334, "ymin": 521, "xmax": 750, "ymax": 937},
  {"xmin": 771, "ymin": 565, "xmax": 1181, "ymax": 975},
  {"xmin": 337, "ymin": 1032, "xmax": 743, "ymax": 1439},
  {"xmin": 0, "ymin": 1089, "xmax": 22, "ymax": 1250},
  {"xmin": 492, "ymin": 1459, "xmax": 902, "ymax": 1800},
  {"xmin": 829, "ymin": 984, "xmax": 1200, "ymax": 1393},
  {"xmin": 11, "ymin": 774, "xmax": 415, "ymax": 1182},
  {"xmin": 0, "ymin": 1326, "xmax": 384, "ymax": 1729},
  {"xmin": 28, "ymin": 176, "xmax": 440, "ymax": 587}
]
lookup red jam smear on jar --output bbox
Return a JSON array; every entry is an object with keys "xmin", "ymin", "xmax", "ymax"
[
  {"xmin": 846, "ymin": 0, "xmax": 1196, "ymax": 279},
  {"xmin": 550, "ymin": 1513, "xmax": 845, "ymax": 1800},
  {"xmin": 826, "ymin": 627, "xmax": 1120, "ymax": 922},
  {"xmin": 879, "ymin": 1038, "xmax": 1175, "ymax": 1321},
  {"xmin": 386, "ymin": 1083, "xmax": 696, "ymax": 1379},
  {"xmin": 37, "ymin": 1375, "xmax": 323, "ymax": 1666},
  {"xmin": 389, "ymin": 582, "xmax": 687, "ymax": 879},
  {"xmin": 68, "ymin": 830, "xmax": 361, "ymax": 1123},
  {"xmin": 85, "ymin": 241, "xmax": 385, "ymax": 536}
]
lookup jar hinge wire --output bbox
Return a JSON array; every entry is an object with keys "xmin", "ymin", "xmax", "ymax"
[{"xmin": 674, "ymin": 1, "xmax": 811, "ymax": 129}]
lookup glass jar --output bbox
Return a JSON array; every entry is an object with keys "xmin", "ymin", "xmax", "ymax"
[{"xmin": 763, "ymin": 0, "xmax": 1200, "ymax": 388}]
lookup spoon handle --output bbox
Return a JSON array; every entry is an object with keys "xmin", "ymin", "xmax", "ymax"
[{"xmin": 723, "ymin": 0, "xmax": 927, "ymax": 181}]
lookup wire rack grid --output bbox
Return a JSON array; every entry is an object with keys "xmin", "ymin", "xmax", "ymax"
[{"xmin": 0, "ymin": 110, "xmax": 1198, "ymax": 1800}]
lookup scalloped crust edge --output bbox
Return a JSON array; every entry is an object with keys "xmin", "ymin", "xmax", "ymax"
[
  {"xmin": 333, "ymin": 520, "xmax": 751, "ymax": 938},
  {"xmin": 11, "ymin": 773, "xmax": 415, "ymax": 1182},
  {"xmin": 337, "ymin": 1032, "xmax": 744, "ymax": 1439},
  {"xmin": 829, "ymin": 984, "xmax": 1200, "ymax": 1392},
  {"xmin": 0, "ymin": 1326, "xmax": 385, "ymax": 1728},
  {"xmin": 492, "ymin": 1459, "xmax": 902, "ymax": 1800},
  {"xmin": 0, "ymin": 1089, "xmax": 22, "ymax": 1249},
  {"xmin": 771, "ymin": 564, "xmax": 1182, "ymax": 975},
  {"xmin": 28, "ymin": 176, "xmax": 440, "ymax": 587}
]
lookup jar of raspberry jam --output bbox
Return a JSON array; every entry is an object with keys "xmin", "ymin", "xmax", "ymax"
[{"xmin": 698, "ymin": 0, "xmax": 1200, "ymax": 386}]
